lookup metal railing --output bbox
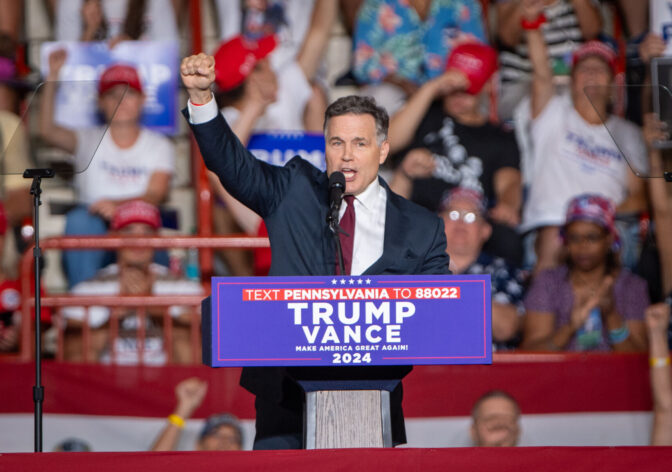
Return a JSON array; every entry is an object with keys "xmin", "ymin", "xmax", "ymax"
[{"xmin": 12, "ymin": 234, "xmax": 269, "ymax": 363}]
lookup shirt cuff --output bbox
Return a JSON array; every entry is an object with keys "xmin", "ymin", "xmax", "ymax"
[{"xmin": 187, "ymin": 94, "xmax": 218, "ymax": 124}]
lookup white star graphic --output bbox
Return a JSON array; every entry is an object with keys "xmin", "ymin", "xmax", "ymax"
[
  {"xmin": 340, "ymin": 279, "xmax": 346, "ymax": 285},
  {"xmin": 331, "ymin": 279, "xmax": 337, "ymax": 285},
  {"xmin": 357, "ymin": 279, "xmax": 363, "ymax": 285},
  {"xmin": 365, "ymin": 278, "xmax": 371, "ymax": 284},
  {"xmin": 349, "ymin": 279, "xmax": 355, "ymax": 285}
]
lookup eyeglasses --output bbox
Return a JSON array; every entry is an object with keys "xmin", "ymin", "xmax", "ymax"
[{"xmin": 446, "ymin": 210, "xmax": 479, "ymax": 224}]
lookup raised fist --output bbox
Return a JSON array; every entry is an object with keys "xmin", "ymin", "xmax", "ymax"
[
  {"xmin": 174, "ymin": 377, "xmax": 209, "ymax": 419},
  {"xmin": 180, "ymin": 53, "xmax": 216, "ymax": 105}
]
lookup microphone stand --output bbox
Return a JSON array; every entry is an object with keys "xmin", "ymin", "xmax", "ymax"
[
  {"xmin": 23, "ymin": 168, "xmax": 55, "ymax": 453},
  {"xmin": 327, "ymin": 206, "xmax": 346, "ymax": 275}
]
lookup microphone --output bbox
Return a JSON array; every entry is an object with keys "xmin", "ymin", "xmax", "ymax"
[{"xmin": 327, "ymin": 171, "xmax": 345, "ymax": 227}]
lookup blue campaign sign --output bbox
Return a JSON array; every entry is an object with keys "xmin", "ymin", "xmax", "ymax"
[
  {"xmin": 248, "ymin": 132, "xmax": 326, "ymax": 170},
  {"xmin": 40, "ymin": 40, "xmax": 179, "ymax": 134},
  {"xmin": 206, "ymin": 274, "xmax": 491, "ymax": 367}
]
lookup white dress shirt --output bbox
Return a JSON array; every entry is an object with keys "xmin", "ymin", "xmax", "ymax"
[
  {"xmin": 340, "ymin": 179, "xmax": 386, "ymax": 275},
  {"xmin": 187, "ymin": 96, "xmax": 387, "ymax": 274},
  {"xmin": 188, "ymin": 95, "xmax": 219, "ymax": 124}
]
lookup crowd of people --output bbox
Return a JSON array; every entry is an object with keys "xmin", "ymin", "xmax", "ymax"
[{"xmin": 1, "ymin": 0, "xmax": 672, "ymax": 450}]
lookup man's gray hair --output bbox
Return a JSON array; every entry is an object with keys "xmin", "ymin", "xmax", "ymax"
[{"xmin": 323, "ymin": 95, "xmax": 389, "ymax": 145}]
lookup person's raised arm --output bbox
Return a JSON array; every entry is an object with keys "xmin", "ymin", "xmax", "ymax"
[
  {"xmin": 228, "ymin": 64, "xmax": 278, "ymax": 146},
  {"xmin": 524, "ymin": 1, "xmax": 554, "ymax": 119},
  {"xmin": 151, "ymin": 377, "xmax": 208, "ymax": 451},
  {"xmin": 389, "ymin": 69, "xmax": 468, "ymax": 153},
  {"xmin": 571, "ymin": 0, "xmax": 603, "ymax": 41},
  {"xmin": 645, "ymin": 303, "xmax": 672, "ymax": 445},
  {"xmin": 490, "ymin": 167, "xmax": 522, "ymax": 226},
  {"xmin": 39, "ymin": 49, "xmax": 77, "ymax": 154},
  {"xmin": 181, "ymin": 54, "xmax": 290, "ymax": 218},
  {"xmin": 643, "ymin": 114, "xmax": 672, "ymax": 294},
  {"xmin": 496, "ymin": 0, "xmax": 527, "ymax": 48},
  {"xmin": 388, "ymin": 148, "xmax": 435, "ymax": 198},
  {"xmin": 297, "ymin": 0, "xmax": 337, "ymax": 82}
]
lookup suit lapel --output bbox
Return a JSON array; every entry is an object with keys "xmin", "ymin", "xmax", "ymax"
[
  {"xmin": 363, "ymin": 181, "xmax": 408, "ymax": 275},
  {"xmin": 316, "ymin": 172, "xmax": 338, "ymax": 274}
]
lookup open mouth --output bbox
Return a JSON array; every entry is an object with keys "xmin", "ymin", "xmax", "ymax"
[{"xmin": 341, "ymin": 168, "xmax": 357, "ymax": 180}]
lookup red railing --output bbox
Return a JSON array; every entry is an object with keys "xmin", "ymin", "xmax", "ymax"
[
  {"xmin": 13, "ymin": 235, "xmax": 269, "ymax": 363},
  {"xmin": 186, "ymin": 0, "xmax": 218, "ymax": 279}
]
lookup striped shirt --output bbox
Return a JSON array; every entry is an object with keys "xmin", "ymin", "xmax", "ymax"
[{"xmin": 498, "ymin": 0, "xmax": 587, "ymax": 84}]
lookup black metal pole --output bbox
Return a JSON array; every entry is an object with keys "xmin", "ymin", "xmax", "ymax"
[
  {"xmin": 31, "ymin": 176, "xmax": 43, "ymax": 452},
  {"xmin": 24, "ymin": 169, "xmax": 54, "ymax": 453},
  {"xmin": 328, "ymin": 217, "xmax": 346, "ymax": 275}
]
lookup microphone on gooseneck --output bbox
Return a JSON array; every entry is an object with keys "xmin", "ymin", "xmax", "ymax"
[{"xmin": 327, "ymin": 171, "xmax": 346, "ymax": 227}]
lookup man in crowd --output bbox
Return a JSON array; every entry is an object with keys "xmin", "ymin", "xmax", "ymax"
[
  {"xmin": 388, "ymin": 42, "xmax": 523, "ymax": 265},
  {"xmin": 440, "ymin": 187, "xmax": 525, "ymax": 349},
  {"xmin": 61, "ymin": 201, "xmax": 202, "ymax": 363},
  {"xmin": 471, "ymin": 390, "xmax": 521, "ymax": 447},
  {"xmin": 180, "ymin": 53, "xmax": 450, "ymax": 449},
  {"xmin": 152, "ymin": 377, "xmax": 244, "ymax": 451}
]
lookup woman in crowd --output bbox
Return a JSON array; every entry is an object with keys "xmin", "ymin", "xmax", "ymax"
[{"xmin": 522, "ymin": 193, "xmax": 648, "ymax": 351}]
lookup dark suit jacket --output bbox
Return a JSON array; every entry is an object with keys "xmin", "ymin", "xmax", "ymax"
[{"xmin": 187, "ymin": 109, "xmax": 450, "ymax": 444}]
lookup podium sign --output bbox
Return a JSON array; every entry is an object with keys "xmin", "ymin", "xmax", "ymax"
[{"xmin": 204, "ymin": 274, "xmax": 492, "ymax": 367}]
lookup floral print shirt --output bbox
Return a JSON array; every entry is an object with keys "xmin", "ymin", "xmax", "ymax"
[{"xmin": 353, "ymin": 0, "xmax": 486, "ymax": 85}]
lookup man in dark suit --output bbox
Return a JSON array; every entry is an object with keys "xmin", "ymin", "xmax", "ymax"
[{"xmin": 181, "ymin": 53, "xmax": 450, "ymax": 449}]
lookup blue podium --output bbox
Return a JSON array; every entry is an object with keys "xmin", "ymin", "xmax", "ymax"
[{"xmin": 203, "ymin": 274, "xmax": 492, "ymax": 448}]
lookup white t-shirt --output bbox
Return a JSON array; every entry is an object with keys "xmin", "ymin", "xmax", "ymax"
[
  {"xmin": 55, "ymin": 0, "xmax": 178, "ymax": 41},
  {"xmin": 73, "ymin": 126, "xmax": 175, "ymax": 205},
  {"xmin": 61, "ymin": 263, "xmax": 203, "ymax": 328},
  {"xmin": 521, "ymin": 92, "xmax": 646, "ymax": 231},
  {"xmin": 220, "ymin": 61, "xmax": 312, "ymax": 132}
]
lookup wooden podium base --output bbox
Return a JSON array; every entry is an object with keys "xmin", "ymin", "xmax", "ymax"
[{"xmin": 300, "ymin": 380, "xmax": 396, "ymax": 449}]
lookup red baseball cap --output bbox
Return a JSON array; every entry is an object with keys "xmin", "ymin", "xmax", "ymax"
[
  {"xmin": 571, "ymin": 40, "xmax": 617, "ymax": 74},
  {"xmin": 111, "ymin": 201, "xmax": 161, "ymax": 231},
  {"xmin": 98, "ymin": 63, "xmax": 143, "ymax": 96},
  {"xmin": 213, "ymin": 34, "xmax": 277, "ymax": 92},
  {"xmin": 446, "ymin": 43, "xmax": 498, "ymax": 95}
]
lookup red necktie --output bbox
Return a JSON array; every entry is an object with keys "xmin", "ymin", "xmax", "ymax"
[{"xmin": 337, "ymin": 195, "xmax": 356, "ymax": 275}]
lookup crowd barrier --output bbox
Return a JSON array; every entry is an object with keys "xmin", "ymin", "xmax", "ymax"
[
  {"xmin": 3, "ymin": 446, "xmax": 672, "ymax": 472},
  {"xmin": 0, "ymin": 353, "xmax": 661, "ymax": 451}
]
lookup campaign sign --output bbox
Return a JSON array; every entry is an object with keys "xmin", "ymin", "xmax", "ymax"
[
  {"xmin": 651, "ymin": 1, "xmax": 672, "ymax": 55},
  {"xmin": 206, "ymin": 274, "xmax": 491, "ymax": 367},
  {"xmin": 248, "ymin": 132, "xmax": 326, "ymax": 170},
  {"xmin": 40, "ymin": 40, "xmax": 179, "ymax": 134}
]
